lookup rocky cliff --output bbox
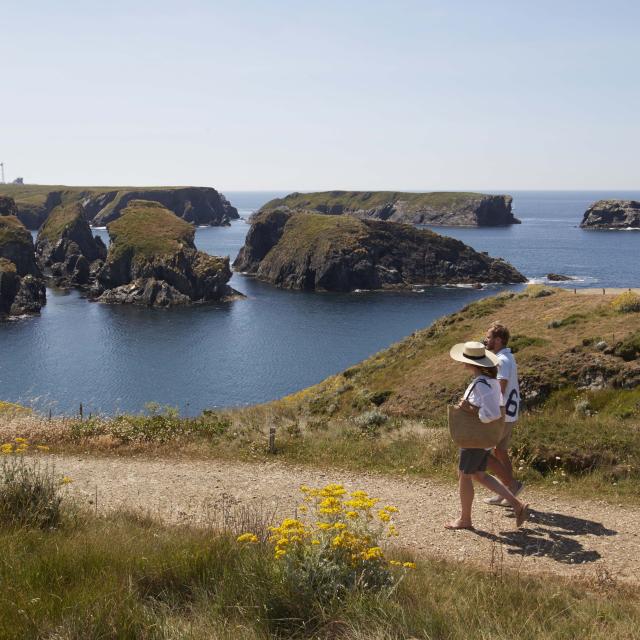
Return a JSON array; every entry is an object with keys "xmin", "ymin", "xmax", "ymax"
[
  {"xmin": 0, "ymin": 199, "xmax": 46, "ymax": 317},
  {"xmin": 233, "ymin": 209, "xmax": 526, "ymax": 292},
  {"xmin": 94, "ymin": 200, "xmax": 238, "ymax": 307},
  {"xmin": 580, "ymin": 200, "xmax": 640, "ymax": 229},
  {"xmin": 0, "ymin": 185, "xmax": 239, "ymax": 229},
  {"xmin": 259, "ymin": 191, "xmax": 520, "ymax": 226},
  {"xmin": 35, "ymin": 203, "xmax": 107, "ymax": 287}
]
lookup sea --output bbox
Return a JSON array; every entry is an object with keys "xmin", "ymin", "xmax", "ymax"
[{"xmin": 1, "ymin": 190, "xmax": 638, "ymax": 416}]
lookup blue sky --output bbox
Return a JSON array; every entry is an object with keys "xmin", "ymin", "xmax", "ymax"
[{"xmin": 2, "ymin": 0, "xmax": 639, "ymax": 190}]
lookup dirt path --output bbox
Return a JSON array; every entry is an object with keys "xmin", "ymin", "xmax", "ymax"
[{"xmin": 54, "ymin": 454, "xmax": 639, "ymax": 584}]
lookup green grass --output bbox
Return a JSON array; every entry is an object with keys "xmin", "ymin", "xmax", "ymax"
[
  {"xmin": 261, "ymin": 190, "xmax": 508, "ymax": 214},
  {"xmin": 1, "ymin": 510, "xmax": 638, "ymax": 639},
  {"xmin": 107, "ymin": 200, "xmax": 195, "ymax": 261}
]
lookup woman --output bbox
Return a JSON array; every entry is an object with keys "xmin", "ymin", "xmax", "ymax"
[{"xmin": 446, "ymin": 341, "xmax": 529, "ymax": 530}]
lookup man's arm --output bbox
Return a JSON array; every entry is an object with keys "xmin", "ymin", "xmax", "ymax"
[{"xmin": 499, "ymin": 379, "xmax": 508, "ymax": 394}]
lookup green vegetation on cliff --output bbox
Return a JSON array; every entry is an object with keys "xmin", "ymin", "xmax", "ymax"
[
  {"xmin": 107, "ymin": 200, "xmax": 196, "ymax": 262},
  {"xmin": 264, "ymin": 190, "xmax": 492, "ymax": 212},
  {"xmin": 0, "ymin": 215, "xmax": 33, "ymax": 249},
  {"xmin": 38, "ymin": 202, "xmax": 85, "ymax": 243}
]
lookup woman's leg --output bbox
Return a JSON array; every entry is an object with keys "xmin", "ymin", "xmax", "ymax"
[{"xmin": 446, "ymin": 471, "xmax": 475, "ymax": 528}]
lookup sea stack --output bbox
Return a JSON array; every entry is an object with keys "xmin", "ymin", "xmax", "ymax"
[
  {"xmin": 0, "ymin": 197, "xmax": 46, "ymax": 317},
  {"xmin": 233, "ymin": 209, "xmax": 526, "ymax": 292},
  {"xmin": 95, "ymin": 199, "xmax": 239, "ymax": 307},
  {"xmin": 35, "ymin": 202, "xmax": 107, "ymax": 287},
  {"xmin": 258, "ymin": 191, "xmax": 520, "ymax": 226},
  {"xmin": 580, "ymin": 200, "xmax": 640, "ymax": 229}
]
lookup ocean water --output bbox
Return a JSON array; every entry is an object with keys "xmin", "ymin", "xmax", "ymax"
[{"xmin": 1, "ymin": 191, "xmax": 638, "ymax": 416}]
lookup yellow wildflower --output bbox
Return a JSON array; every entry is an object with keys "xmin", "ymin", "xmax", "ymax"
[
  {"xmin": 318, "ymin": 496, "xmax": 342, "ymax": 514},
  {"xmin": 383, "ymin": 505, "xmax": 399, "ymax": 513},
  {"xmin": 333, "ymin": 522, "xmax": 347, "ymax": 530},
  {"xmin": 362, "ymin": 546, "xmax": 383, "ymax": 560},
  {"xmin": 275, "ymin": 549, "xmax": 286, "ymax": 559},
  {"xmin": 389, "ymin": 560, "xmax": 402, "ymax": 566},
  {"xmin": 60, "ymin": 477, "xmax": 73, "ymax": 485},
  {"xmin": 1, "ymin": 444, "xmax": 13, "ymax": 454},
  {"xmin": 311, "ymin": 539, "xmax": 320, "ymax": 545},
  {"xmin": 377, "ymin": 510, "xmax": 391, "ymax": 523},
  {"xmin": 298, "ymin": 504, "xmax": 308, "ymax": 513},
  {"xmin": 36, "ymin": 445, "xmax": 50, "ymax": 451},
  {"xmin": 236, "ymin": 533, "xmax": 259, "ymax": 544},
  {"xmin": 346, "ymin": 511, "xmax": 359, "ymax": 519},
  {"xmin": 14, "ymin": 438, "xmax": 28, "ymax": 444},
  {"xmin": 403, "ymin": 562, "xmax": 416, "ymax": 569},
  {"xmin": 317, "ymin": 522, "xmax": 332, "ymax": 530}
]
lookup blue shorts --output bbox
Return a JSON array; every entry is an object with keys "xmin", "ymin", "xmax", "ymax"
[{"xmin": 459, "ymin": 448, "xmax": 490, "ymax": 474}]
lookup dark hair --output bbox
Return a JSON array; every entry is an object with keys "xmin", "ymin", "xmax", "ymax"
[
  {"xmin": 476, "ymin": 365, "xmax": 498, "ymax": 378},
  {"xmin": 488, "ymin": 322, "xmax": 510, "ymax": 346}
]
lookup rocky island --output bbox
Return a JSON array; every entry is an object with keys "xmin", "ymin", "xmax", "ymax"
[
  {"xmin": 0, "ymin": 197, "xmax": 46, "ymax": 317},
  {"xmin": 35, "ymin": 203, "xmax": 107, "ymax": 287},
  {"xmin": 580, "ymin": 200, "xmax": 640, "ymax": 229},
  {"xmin": 259, "ymin": 191, "xmax": 520, "ymax": 226},
  {"xmin": 0, "ymin": 184, "xmax": 239, "ymax": 229},
  {"xmin": 233, "ymin": 209, "xmax": 526, "ymax": 292},
  {"xmin": 94, "ymin": 200, "xmax": 239, "ymax": 307}
]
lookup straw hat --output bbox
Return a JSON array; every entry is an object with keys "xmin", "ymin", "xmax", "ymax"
[{"xmin": 449, "ymin": 341, "xmax": 499, "ymax": 368}]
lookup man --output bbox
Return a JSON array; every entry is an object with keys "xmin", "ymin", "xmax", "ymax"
[{"xmin": 484, "ymin": 322, "xmax": 523, "ymax": 504}]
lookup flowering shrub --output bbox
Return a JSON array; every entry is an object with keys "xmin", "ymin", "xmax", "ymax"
[
  {"xmin": 0, "ymin": 438, "xmax": 63, "ymax": 529},
  {"xmin": 238, "ymin": 483, "xmax": 414, "ymax": 603},
  {"xmin": 611, "ymin": 291, "xmax": 640, "ymax": 313}
]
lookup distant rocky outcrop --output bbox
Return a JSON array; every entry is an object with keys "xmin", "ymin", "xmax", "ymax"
[
  {"xmin": 0, "ymin": 199, "xmax": 46, "ymax": 317},
  {"xmin": 94, "ymin": 200, "xmax": 239, "ymax": 307},
  {"xmin": 0, "ymin": 185, "xmax": 239, "ymax": 229},
  {"xmin": 580, "ymin": 200, "xmax": 640, "ymax": 229},
  {"xmin": 233, "ymin": 209, "xmax": 526, "ymax": 292},
  {"xmin": 547, "ymin": 273, "xmax": 574, "ymax": 282},
  {"xmin": 35, "ymin": 203, "xmax": 107, "ymax": 287},
  {"xmin": 259, "ymin": 191, "xmax": 520, "ymax": 226}
]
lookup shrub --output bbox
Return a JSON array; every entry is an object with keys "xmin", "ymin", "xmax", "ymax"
[
  {"xmin": 354, "ymin": 410, "xmax": 389, "ymax": 433},
  {"xmin": 611, "ymin": 291, "xmax": 640, "ymax": 313},
  {"xmin": 369, "ymin": 389, "xmax": 392, "ymax": 406},
  {"xmin": 614, "ymin": 332, "xmax": 640, "ymax": 362},
  {"xmin": 522, "ymin": 284, "xmax": 555, "ymax": 298},
  {"xmin": 0, "ymin": 440, "xmax": 63, "ymax": 529},
  {"xmin": 238, "ymin": 484, "xmax": 412, "ymax": 607}
]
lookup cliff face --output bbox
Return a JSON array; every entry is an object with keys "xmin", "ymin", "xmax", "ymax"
[
  {"xmin": 580, "ymin": 200, "xmax": 640, "ymax": 229},
  {"xmin": 35, "ymin": 203, "xmax": 107, "ymax": 287},
  {"xmin": 0, "ymin": 185, "xmax": 238, "ymax": 229},
  {"xmin": 0, "ymin": 200, "xmax": 46, "ymax": 317},
  {"xmin": 233, "ymin": 210, "xmax": 526, "ymax": 292},
  {"xmin": 95, "ymin": 200, "xmax": 238, "ymax": 307},
  {"xmin": 259, "ymin": 191, "xmax": 520, "ymax": 226}
]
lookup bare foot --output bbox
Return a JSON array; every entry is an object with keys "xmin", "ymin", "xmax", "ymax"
[
  {"xmin": 444, "ymin": 519, "xmax": 474, "ymax": 530},
  {"xmin": 515, "ymin": 503, "xmax": 530, "ymax": 528}
]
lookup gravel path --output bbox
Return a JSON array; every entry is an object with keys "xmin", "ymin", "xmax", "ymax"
[{"xmin": 54, "ymin": 454, "xmax": 639, "ymax": 584}]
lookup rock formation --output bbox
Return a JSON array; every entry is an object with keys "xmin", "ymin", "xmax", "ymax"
[
  {"xmin": 580, "ymin": 200, "xmax": 640, "ymax": 229},
  {"xmin": 0, "ymin": 198, "xmax": 46, "ymax": 317},
  {"xmin": 233, "ymin": 209, "xmax": 526, "ymax": 292},
  {"xmin": 0, "ymin": 185, "xmax": 238, "ymax": 229},
  {"xmin": 259, "ymin": 191, "xmax": 520, "ymax": 226},
  {"xmin": 35, "ymin": 203, "xmax": 107, "ymax": 287},
  {"xmin": 94, "ymin": 200, "xmax": 239, "ymax": 307}
]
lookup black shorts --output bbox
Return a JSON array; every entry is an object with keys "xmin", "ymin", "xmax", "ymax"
[{"xmin": 459, "ymin": 448, "xmax": 490, "ymax": 474}]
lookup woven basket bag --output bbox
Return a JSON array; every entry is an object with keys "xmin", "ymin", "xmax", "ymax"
[{"xmin": 447, "ymin": 405, "xmax": 506, "ymax": 448}]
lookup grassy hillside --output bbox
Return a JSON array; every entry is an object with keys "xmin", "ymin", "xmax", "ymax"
[{"xmin": 2, "ymin": 288, "xmax": 640, "ymax": 502}]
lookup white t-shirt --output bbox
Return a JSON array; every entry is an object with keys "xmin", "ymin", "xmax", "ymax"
[
  {"xmin": 496, "ymin": 347, "xmax": 520, "ymax": 423},
  {"xmin": 463, "ymin": 376, "xmax": 502, "ymax": 424}
]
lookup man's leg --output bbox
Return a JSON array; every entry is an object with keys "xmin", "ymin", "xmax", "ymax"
[{"xmin": 473, "ymin": 471, "xmax": 522, "ymax": 511}]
